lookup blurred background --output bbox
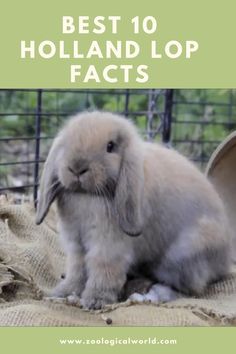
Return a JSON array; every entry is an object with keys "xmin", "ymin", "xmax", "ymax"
[{"xmin": 0, "ymin": 88, "xmax": 236, "ymax": 201}]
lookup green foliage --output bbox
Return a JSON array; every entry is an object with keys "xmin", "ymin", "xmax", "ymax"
[
  {"xmin": 1, "ymin": 89, "xmax": 236, "ymax": 188},
  {"xmin": 0, "ymin": 88, "xmax": 236, "ymax": 158},
  {"xmin": 172, "ymin": 90, "xmax": 236, "ymax": 167},
  {"xmin": 0, "ymin": 89, "xmax": 236, "ymax": 187}
]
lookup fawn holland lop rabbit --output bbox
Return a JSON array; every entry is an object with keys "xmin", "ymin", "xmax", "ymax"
[{"xmin": 36, "ymin": 111, "xmax": 232, "ymax": 309}]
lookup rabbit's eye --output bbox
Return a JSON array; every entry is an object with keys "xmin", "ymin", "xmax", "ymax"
[{"xmin": 107, "ymin": 141, "xmax": 115, "ymax": 153}]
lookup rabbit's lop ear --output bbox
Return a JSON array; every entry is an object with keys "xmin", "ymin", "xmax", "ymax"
[
  {"xmin": 36, "ymin": 141, "xmax": 62, "ymax": 225},
  {"xmin": 114, "ymin": 149, "xmax": 144, "ymax": 237}
]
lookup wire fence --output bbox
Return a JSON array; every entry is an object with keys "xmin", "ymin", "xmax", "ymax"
[{"xmin": 0, "ymin": 88, "xmax": 236, "ymax": 201}]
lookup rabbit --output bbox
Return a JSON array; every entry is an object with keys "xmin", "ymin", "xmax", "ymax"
[{"xmin": 36, "ymin": 111, "xmax": 232, "ymax": 309}]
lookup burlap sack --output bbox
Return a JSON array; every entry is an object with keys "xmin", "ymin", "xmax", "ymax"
[{"xmin": 0, "ymin": 196, "xmax": 236, "ymax": 326}]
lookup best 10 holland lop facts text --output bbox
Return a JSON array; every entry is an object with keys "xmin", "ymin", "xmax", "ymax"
[{"xmin": 20, "ymin": 16, "xmax": 199, "ymax": 84}]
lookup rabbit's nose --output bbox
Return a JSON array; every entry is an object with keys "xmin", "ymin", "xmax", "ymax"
[
  {"xmin": 68, "ymin": 165, "xmax": 89, "ymax": 177},
  {"xmin": 72, "ymin": 158, "xmax": 90, "ymax": 177},
  {"xmin": 77, "ymin": 166, "xmax": 89, "ymax": 184},
  {"xmin": 79, "ymin": 168, "xmax": 88, "ymax": 176}
]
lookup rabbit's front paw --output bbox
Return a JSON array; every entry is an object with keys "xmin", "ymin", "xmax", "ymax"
[
  {"xmin": 80, "ymin": 289, "xmax": 117, "ymax": 310},
  {"xmin": 49, "ymin": 279, "xmax": 85, "ymax": 298}
]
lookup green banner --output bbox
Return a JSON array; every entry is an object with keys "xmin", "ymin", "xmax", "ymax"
[
  {"xmin": 0, "ymin": 327, "xmax": 236, "ymax": 354},
  {"xmin": 0, "ymin": 0, "xmax": 235, "ymax": 88}
]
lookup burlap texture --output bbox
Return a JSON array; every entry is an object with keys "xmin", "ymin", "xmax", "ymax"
[{"xmin": 0, "ymin": 198, "xmax": 236, "ymax": 326}]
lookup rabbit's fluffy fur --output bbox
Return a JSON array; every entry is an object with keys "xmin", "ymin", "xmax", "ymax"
[{"xmin": 36, "ymin": 111, "xmax": 232, "ymax": 309}]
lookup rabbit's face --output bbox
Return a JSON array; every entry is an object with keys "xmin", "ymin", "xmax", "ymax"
[
  {"xmin": 57, "ymin": 113, "xmax": 131, "ymax": 196},
  {"xmin": 37, "ymin": 112, "xmax": 144, "ymax": 236}
]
